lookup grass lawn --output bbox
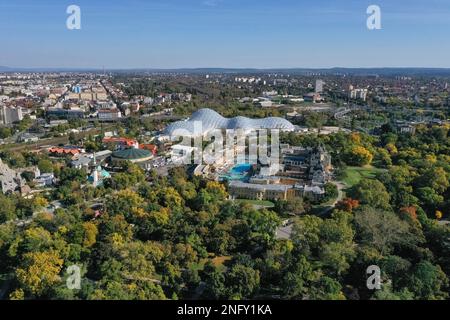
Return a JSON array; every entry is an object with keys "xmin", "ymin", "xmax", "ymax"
[
  {"xmin": 342, "ymin": 166, "xmax": 386, "ymax": 188},
  {"xmin": 234, "ymin": 199, "xmax": 275, "ymax": 208}
]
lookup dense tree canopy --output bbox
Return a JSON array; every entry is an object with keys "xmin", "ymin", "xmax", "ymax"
[{"xmin": 0, "ymin": 125, "xmax": 448, "ymax": 300}]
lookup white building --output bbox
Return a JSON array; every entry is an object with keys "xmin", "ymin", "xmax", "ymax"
[
  {"xmin": 263, "ymin": 90, "xmax": 278, "ymax": 97},
  {"xmin": 34, "ymin": 173, "xmax": 55, "ymax": 188},
  {"xmin": 98, "ymin": 108, "xmax": 122, "ymax": 121},
  {"xmin": 349, "ymin": 88, "xmax": 368, "ymax": 101},
  {"xmin": 315, "ymin": 80, "xmax": 324, "ymax": 93},
  {"xmin": 0, "ymin": 105, "xmax": 23, "ymax": 125},
  {"xmin": 17, "ymin": 133, "xmax": 39, "ymax": 143},
  {"xmin": 97, "ymin": 101, "xmax": 117, "ymax": 109},
  {"xmin": 259, "ymin": 100, "xmax": 274, "ymax": 108}
]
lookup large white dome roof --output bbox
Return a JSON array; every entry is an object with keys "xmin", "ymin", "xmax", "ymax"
[{"xmin": 165, "ymin": 108, "xmax": 295, "ymax": 136}]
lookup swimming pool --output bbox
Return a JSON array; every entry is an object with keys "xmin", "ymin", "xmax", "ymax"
[{"xmin": 220, "ymin": 163, "xmax": 252, "ymax": 181}]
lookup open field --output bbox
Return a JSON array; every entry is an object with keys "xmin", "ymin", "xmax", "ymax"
[
  {"xmin": 341, "ymin": 166, "xmax": 387, "ymax": 188},
  {"xmin": 233, "ymin": 199, "xmax": 275, "ymax": 208}
]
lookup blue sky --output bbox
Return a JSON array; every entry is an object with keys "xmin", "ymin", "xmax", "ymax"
[{"xmin": 0, "ymin": 0, "xmax": 449, "ymax": 68}]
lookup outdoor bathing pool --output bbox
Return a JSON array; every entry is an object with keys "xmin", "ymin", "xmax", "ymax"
[{"xmin": 219, "ymin": 163, "xmax": 252, "ymax": 181}]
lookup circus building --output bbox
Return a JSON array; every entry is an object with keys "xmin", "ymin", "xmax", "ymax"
[{"xmin": 111, "ymin": 148, "xmax": 153, "ymax": 164}]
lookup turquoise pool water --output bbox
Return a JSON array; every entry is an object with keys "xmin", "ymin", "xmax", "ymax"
[{"xmin": 220, "ymin": 163, "xmax": 252, "ymax": 181}]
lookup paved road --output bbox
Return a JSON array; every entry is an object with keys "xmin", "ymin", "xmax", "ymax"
[
  {"xmin": 317, "ymin": 181, "xmax": 346, "ymax": 217},
  {"xmin": 275, "ymin": 181, "xmax": 346, "ymax": 240},
  {"xmin": 276, "ymin": 224, "xmax": 293, "ymax": 240},
  {"xmin": 332, "ymin": 181, "xmax": 346, "ymax": 205}
]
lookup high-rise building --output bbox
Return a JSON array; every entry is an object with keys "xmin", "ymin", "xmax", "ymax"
[
  {"xmin": 0, "ymin": 105, "xmax": 23, "ymax": 125},
  {"xmin": 315, "ymin": 80, "xmax": 324, "ymax": 93},
  {"xmin": 349, "ymin": 88, "xmax": 368, "ymax": 101}
]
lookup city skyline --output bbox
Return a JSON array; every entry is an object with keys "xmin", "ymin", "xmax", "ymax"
[
  {"xmin": 0, "ymin": 0, "xmax": 449, "ymax": 306},
  {"xmin": 1, "ymin": 0, "xmax": 450, "ymax": 69}
]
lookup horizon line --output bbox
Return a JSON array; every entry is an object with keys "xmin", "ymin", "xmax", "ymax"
[{"xmin": 2, "ymin": 66, "xmax": 450, "ymax": 71}]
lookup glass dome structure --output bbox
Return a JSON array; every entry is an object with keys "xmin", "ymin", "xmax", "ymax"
[{"xmin": 165, "ymin": 108, "xmax": 295, "ymax": 136}]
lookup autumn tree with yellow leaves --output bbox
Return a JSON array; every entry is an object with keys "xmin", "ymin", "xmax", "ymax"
[{"xmin": 16, "ymin": 250, "xmax": 64, "ymax": 296}]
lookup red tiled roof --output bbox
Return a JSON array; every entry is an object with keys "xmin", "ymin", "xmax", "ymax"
[
  {"xmin": 102, "ymin": 137, "xmax": 137, "ymax": 147},
  {"xmin": 98, "ymin": 109, "xmax": 120, "ymax": 113},
  {"xmin": 140, "ymin": 144, "xmax": 158, "ymax": 155},
  {"xmin": 48, "ymin": 147, "xmax": 81, "ymax": 155}
]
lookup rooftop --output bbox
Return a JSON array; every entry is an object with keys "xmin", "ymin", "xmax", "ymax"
[
  {"xmin": 112, "ymin": 148, "xmax": 152, "ymax": 160},
  {"xmin": 165, "ymin": 108, "xmax": 295, "ymax": 136},
  {"xmin": 229, "ymin": 180, "xmax": 292, "ymax": 192}
]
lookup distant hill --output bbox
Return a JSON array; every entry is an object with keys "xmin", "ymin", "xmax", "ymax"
[
  {"xmin": 0, "ymin": 66, "xmax": 103, "ymax": 73},
  {"xmin": 112, "ymin": 67, "xmax": 450, "ymax": 76},
  {"xmin": 0, "ymin": 66, "xmax": 13, "ymax": 72},
  {"xmin": 1, "ymin": 66, "xmax": 450, "ymax": 76}
]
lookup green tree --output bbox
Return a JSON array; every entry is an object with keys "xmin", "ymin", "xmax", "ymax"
[
  {"xmin": 0, "ymin": 194, "xmax": 17, "ymax": 223},
  {"xmin": 274, "ymin": 198, "xmax": 305, "ymax": 215},
  {"xmin": 202, "ymin": 263, "xmax": 226, "ymax": 299},
  {"xmin": 38, "ymin": 159, "xmax": 53, "ymax": 173},
  {"xmin": 409, "ymin": 261, "xmax": 448, "ymax": 299},
  {"xmin": 354, "ymin": 207, "xmax": 420, "ymax": 255},
  {"xmin": 350, "ymin": 179, "xmax": 391, "ymax": 210},
  {"xmin": 225, "ymin": 264, "xmax": 260, "ymax": 299},
  {"xmin": 282, "ymin": 255, "xmax": 318, "ymax": 299},
  {"xmin": 415, "ymin": 167, "xmax": 449, "ymax": 195}
]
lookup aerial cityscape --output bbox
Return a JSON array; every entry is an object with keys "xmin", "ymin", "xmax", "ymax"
[{"xmin": 0, "ymin": 0, "xmax": 449, "ymax": 307}]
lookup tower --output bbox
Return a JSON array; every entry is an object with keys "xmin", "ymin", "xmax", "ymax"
[
  {"xmin": 315, "ymin": 80, "xmax": 324, "ymax": 93},
  {"xmin": 92, "ymin": 168, "xmax": 99, "ymax": 187}
]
